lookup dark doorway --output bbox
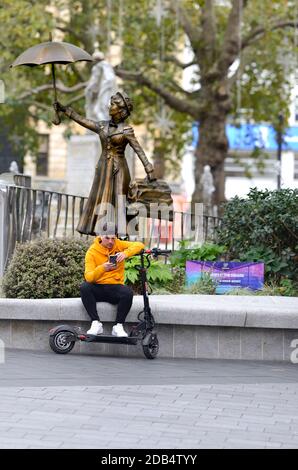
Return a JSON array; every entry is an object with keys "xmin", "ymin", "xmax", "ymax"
[{"xmin": 0, "ymin": 121, "xmax": 24, "ymax": 173}]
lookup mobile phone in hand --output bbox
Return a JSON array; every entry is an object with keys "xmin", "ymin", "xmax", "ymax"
[{"xmin": 109, "ymin": 254, "xmax": 117, "ymax": 266}]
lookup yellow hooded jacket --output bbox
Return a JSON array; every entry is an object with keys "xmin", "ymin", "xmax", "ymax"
[{"xmin": 84, "ymin": 237, "xmax": 145, "ymax": 285}]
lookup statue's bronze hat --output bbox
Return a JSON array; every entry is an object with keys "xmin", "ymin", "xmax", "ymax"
[{"xmin": 116, "ymin": 91, "xmax": 133, "ymax": 116}]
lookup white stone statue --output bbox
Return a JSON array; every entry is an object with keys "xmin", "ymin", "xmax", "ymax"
[
  {"xmin": 200, "ymin": 165, "xmax": 215, "ymax": 206},
  {"xmin": 9, "ymin": 161, "xmax": 19, "ymax": 173},
  {"xmin": 85, "ymin": 51, "xmax": 117, "ymax": 121}
]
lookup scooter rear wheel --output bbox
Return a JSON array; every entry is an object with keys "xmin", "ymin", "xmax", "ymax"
[
  {"xmin": 142, "ymin": 333, "xmax": 159, "ymax": 359},
  {"xmin": 49, "ymin": 330, "xmax": 75, "ymax": 354}
]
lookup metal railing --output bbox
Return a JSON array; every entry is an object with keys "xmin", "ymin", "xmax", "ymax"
[
  {"xmin": 1, "ymin": 184, "xmax": 88, "ymax": 273},
  {"xmin": 0, "ymin": 184, "xmax": 222, "ymax": 273}
]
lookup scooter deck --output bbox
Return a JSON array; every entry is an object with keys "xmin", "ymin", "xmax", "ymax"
[{"xmin": 80, "ymin": 334, "xmax": 138, "ymax": 345}]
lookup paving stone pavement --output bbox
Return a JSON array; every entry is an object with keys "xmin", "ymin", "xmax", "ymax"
[{"xmin": 0, "ymin": 349, "xmax": 298, "ymax": 449}]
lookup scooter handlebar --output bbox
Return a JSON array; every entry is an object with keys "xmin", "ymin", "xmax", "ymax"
[{"xmin": 144, "ymin": 248, "xmax": 172, "ymax": 257}]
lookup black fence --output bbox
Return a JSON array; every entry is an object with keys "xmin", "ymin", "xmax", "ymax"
[{"xmin": 0, "ymin": 184, "xmax": 222, "ymax": 273}]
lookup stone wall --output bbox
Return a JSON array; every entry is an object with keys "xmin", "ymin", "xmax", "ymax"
[{"xmin": 0, "ymin": 295, "xmax": 298, "ymax": 361}]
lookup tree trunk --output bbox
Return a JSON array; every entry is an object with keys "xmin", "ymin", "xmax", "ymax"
[
  {"xmin": 152, "ymin": 141, "xmax": 166, "ymax": 179},
  {"xmin": 192, "ymin": 107, "xmax": 229, "ymax": 210}
]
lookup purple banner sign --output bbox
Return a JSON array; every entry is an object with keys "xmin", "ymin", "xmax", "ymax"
[{"xmin": 186, "ymin": 261, "xmax": 264, "ymax": 294}]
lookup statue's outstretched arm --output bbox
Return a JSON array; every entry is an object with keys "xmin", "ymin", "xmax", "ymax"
[
  {"xmin": 125, "ymin": 128, "xmax": 155, "ymax": 179},
  {"xmin": 53, "ymin": 102, "xmax": 98, "ymax": 132}
]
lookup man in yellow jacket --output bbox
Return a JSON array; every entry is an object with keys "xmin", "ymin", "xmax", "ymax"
[{"xmin": 80, "ymin": 228, "xmax": 144, "ymax": 337}]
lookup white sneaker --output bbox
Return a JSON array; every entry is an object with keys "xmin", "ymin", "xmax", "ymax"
[
  {"xmin": 87, "ymin": 321, "xmax": 103, "ymax": 335},
  {"xmin": 112, "ymin": 323, "xmax": 128, "ymax": 337}
]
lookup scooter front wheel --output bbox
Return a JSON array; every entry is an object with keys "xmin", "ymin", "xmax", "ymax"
[
  {"xmin": 49, "ymin": 330, "xmax": 75, "ymax": 354},
  {"xmin": 142, "ymin": 333, "xmax": 159, "ymax": 359}
]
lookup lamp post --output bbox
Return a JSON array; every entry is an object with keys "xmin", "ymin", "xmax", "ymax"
[{"xmin": 276, "ymin": 113, "xmax": 283, "ymax": 190}]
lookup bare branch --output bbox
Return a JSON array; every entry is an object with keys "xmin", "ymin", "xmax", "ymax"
[
  {"xmin": 167, "ymin": 78, "xmax": 200, "ymax": 97},
  {"xmin": 18, "ymin": 81, "xmax": 88, "ymax": 100},
  {"xmin": 115, "ymin": 67, "xmax": 200, "ymax": 118},
  {"xmin": 201, "ymin": 0, "xmax": 217, "ymax": 61},
  {"xmin": 242, "ymin": 19, "xmax": 298, "ymax": 50},
  {"xmin": 164, "ymin": 55, "xmax": 197, "ymax": 69},
  {"xmin": 189, "ymin": 88, "xmax": 202, "ymax": 97},
  {"xmin": 26, "ymin": 93, "xmax": 85, "ymax": 116},
  {"xmin": 217, "ymin": 0, "xmax": 242, "ymax": 74},
  {"xmin": 66, "ymin": 91, "xmax": 85, "ymax": 106},
  {"xmin": 226, "ymin": 50, "xmax": 250, "ymax": 89},
  {"xmin": 168, "ymin": 0, "xmax": 201, "ymax": 61}
]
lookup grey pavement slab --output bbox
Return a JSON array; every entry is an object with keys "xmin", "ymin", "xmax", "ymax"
[
  {"xmin": 1, "ymin": 348, "xmax": 298, "ymax": 387},
  {"xmin": 0, "ymin": 349, "xmax": 298, "ymax": 449}
]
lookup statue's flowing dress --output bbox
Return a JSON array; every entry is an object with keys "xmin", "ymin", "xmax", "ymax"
[{"xmin": 76, "ymin": 121, "xmax": 149, "ymax": 235}]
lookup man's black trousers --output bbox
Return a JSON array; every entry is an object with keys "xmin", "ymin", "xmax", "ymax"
[{"xmin": 80, "ymin": 282, "xmax": 134, "ymax": 324}]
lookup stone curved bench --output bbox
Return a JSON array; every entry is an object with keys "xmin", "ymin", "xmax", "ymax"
[{"xmin": 0, "ymin": 295, "xmax": 297, "ymax": 361}]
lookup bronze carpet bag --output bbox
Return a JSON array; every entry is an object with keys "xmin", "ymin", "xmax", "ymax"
[{"xmin": 127, "ymin": 178, "xmax": 173, "ymax": 221}]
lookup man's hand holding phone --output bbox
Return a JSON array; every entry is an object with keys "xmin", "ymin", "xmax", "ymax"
[
  {"xmin": 109, "ymin": 254, "xmax": 118, "ymax": 266},
  {"xmin": 103, "ymin": 253, "xmax": 126, "ymax": 271},
  {"xmin": 116, "ymin": 252, "xmax": 127, "ymax": 263},
  {"xmin": 103, "ymin": 256, "xmax": 117, "ymax": 272}
]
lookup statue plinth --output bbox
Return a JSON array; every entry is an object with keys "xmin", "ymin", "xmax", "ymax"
[{"xmin": 66, "ymin": 134, "xmax": 101, "ymax": 197}]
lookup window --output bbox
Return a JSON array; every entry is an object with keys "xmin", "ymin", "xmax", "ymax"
[{"xmin": 36, "ymin": 134, "xmax": 49, "ymax": 176}]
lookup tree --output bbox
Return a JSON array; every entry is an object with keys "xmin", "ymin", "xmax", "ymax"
[
  {"xmin": 1, "ymin": 0, "xmax": 297, "ymax": 205},
  {"xmin": 0, "ymin": 0, "xmax": 56, "ymax": 159},
  {"xmin": 0, "ymin": 0, "xmax": 190, "ymax": 176},
  {"xmin": 115, "ymin": 0, "xmax": 298, "ymax": 207}
]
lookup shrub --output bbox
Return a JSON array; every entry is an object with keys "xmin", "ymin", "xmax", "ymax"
[
  {"xmin": 224, "ymin": 288, "xmax": 256, "ymax": 296},
  {"xmin": 164, "ymin": 266, "xmax": 186, "ymax": 294},
  {"xmin": 169, "ymin": 241, "xmax": 226, "ymax": 268},
  {"xmin": 217, "ymin": 188, "xmax": 298, "ymax": 282},
  {"xmin": 278, "ymin": 278, "xmax": 298, "ymax": 296},
  {"xmin": 184, "ymin": 273, "xmax": 217, "ymax": 295},
  {"xmin": 124, "ymin": 256, "xmax": 173, "ymax": 294},
  {"xmin": 2, "ymin": 238, "xmax": 91, "ymax": 299},
  {"xmin": 138, "ymin": 242, "xmax": 226, "ymax": 295},
  {"xmin": 154, "ymin": 270, "xmax": 217, "ymax": 295},
  {"xmin": 225, "ymin": 280, "xmax": 298, "ymax": 297}
]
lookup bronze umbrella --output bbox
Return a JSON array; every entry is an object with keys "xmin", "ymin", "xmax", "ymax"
[{"xmin": 11, "ymin": 39, "xmax": 93, "ymax": 124}]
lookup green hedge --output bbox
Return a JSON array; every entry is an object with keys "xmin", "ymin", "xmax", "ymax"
[
  {"xmin": 217, "ymin": 188, "xmax": 298, "ymax": 283},
  {"xmin": 3, "ymin": 238, "xmax": 223, "ymax": 298},
  {"xmin": 2, "ymin": 238, "xmax": 91, "ymax": 299}
]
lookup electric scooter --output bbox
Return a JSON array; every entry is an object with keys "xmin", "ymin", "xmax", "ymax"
[{"xmin": 49, "ymin": 247, "xmax": 171, "ymax": 359}]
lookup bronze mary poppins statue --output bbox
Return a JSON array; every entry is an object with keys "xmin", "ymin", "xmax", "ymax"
[{"xmin": 54, "ymin": 92, "xmax": 156, "ymax": 235}]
